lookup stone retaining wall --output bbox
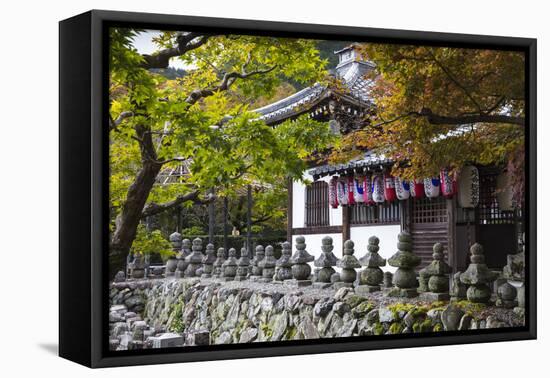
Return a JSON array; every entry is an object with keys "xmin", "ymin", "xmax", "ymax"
[{"xmin": 109, "ymin": 278, "xmax": 524, "ymax": 351}]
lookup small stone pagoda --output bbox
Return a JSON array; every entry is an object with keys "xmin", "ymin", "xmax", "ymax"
[
  {"xmin": 460, "ymin": 243, "xmax": 497, "ymax": 303},
  {"xmin": 212, "ymin": 248, "xmax": 226, "ymax": 279},
  {"xmin": 313, "ymin": 236, "xmax": 339, "ymax": 288},
  {"xmin": 201, "ymin": 243, "xmax": 216, "ymax": 278},
  {"xmin": 419, "ymin": 243, "xmax": 452, "ymax": 301},
  {"xmin": 184, "ymin": 238, "xmax": 204, "ymax": 278},
  {"xmin": 288, "ymin": 236, "xmax": 314, "ymax": 287},
  {"xmin": 258, "ymin": 245, "xmax": 277, "ymax": 283},
  {"xmin": 335, "ymin": 240, "xmax": 361, "ymax": 289},
  {"xmin": 274, "ymin": 241, "xmax": 293, "ymax": 282},
  {"xmin": 356, "ymin": 235, "xmax": 386, "ymax": 294},
  {"xmin": 235, "ymin": 247, "xmax": 250, "ymax": 281},
  {"xmin": 222, "ymin": 248, "xmax": 238, "ymax": 281},
  {"xmin": 250, "ymin": 245, "xmax": 265, "ymax": 282},
  {"xmin": 387, "ymin": 231, "xmax": 421, "ymax": 298}
]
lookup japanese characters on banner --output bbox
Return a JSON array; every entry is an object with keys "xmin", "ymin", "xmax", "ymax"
[
  {"xmin": 394, "ymin": 177, "xmax": 410, "ymax": 200},
  {"xmin": 322, "ymin": 168, "xmax": 465, "ymax": 208},
  {"xmin": 329, "ymin": 176, "xmax": 339, "ymax": 208},
  {"xmin": 457, "ymin": 165, "xmax": 480, "ymax": 208},
  {"xmin": 336, "ymin": 176, "xmax": 349, "ymax": 206},
  {"xmin": 372, "ymin": 174, "xmax": 385, "ymax": 203},
  {"xmin": 440, "ymin": 169, "xmax": 457, "ymax": 198},
  {"xmin": 353, "ymin": 175, "xmax": 365, "ymax": 203},
  {"xmin": 424, "ymin": 177, "xmax": 441, "ymax": 198},
  {"xmin": 363, "ymin": 175, "xmax": 375, "ymax": 205}
]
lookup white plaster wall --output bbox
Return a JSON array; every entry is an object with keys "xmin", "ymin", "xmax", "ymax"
[
  {"xmin": 350, "ymin": 225, "xmax": 401, "ymax": 273},
  {"xmin": 292, "ymin": 172, "xmax": 342, "ymax": 228},
  {"xmin": 292, "ymin": 233, "xmax": 343, "ymax": 262}
]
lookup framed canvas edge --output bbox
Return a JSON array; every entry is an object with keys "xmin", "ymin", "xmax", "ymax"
[{"xmin": 68, "ymin": 9, "xmax": 538, "ymax": 368}]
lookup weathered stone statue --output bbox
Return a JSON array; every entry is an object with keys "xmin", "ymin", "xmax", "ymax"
[
  {"xmin": 460, "ymin": 243, "xmax": 497, "ymax": 303},
  {"xmin": 419, "ymin": 243, "xmax": 452, "ymax": 301},
  {"xmin": 129, "ymin": 254, "xmax": 145, "ymax": 279},
  {"xmin": 166, "ymin": 232, "xmax": 182, "ymax": 277},
  {"xmin": 235, "ymin": 247, "xmax": 250, "ymax": 281},
  {"xmin": 212, "ymin": 248, "xmax": 226, "ymax": 279},
  {"xmin": 289, "ymin": 236, "xmax": 314, "ymax": 287},
  {"xmin": 417, "ymin": 270, "xmax": 430, "ymax": 293},
  {"xmin": 222, "ymin": 248, "xmax": 238, "ymax": 281},
  {"xmin": 201, "ymin": 243, "xmax": 216, "ymax": 278},
  {"xmin": 388, "ymin": 231, "xmax": 421, "ymax": 298},
  {"xmin": 274, "ymin": 241, "xmax": 293, "ymax": 282},
  {"xmin": 259, "ymin": 245, "xmax": 277, "ymax": 283},
  {"xmin": 250, "ymin": 245, "xmax": 265, "ymax": 282},
  {"xmin": 175, "ymin": 239, "xmax": 191, "ymax": 278},
  {"xmin": 496, "ymin": 282, "xmax": 518, "ymax": 309},
  {"xmin": 356, "ymin": 236, "xmax": 386, "ymax": 294},
  {"xmin": 184, "ymin": 238, "xmax": 204, "ymax": 278},
  {"xmin": 450, "ymin": 271, "xmax": 467, "ymax": 300},
  {"xmin": 313, "ymin": 236, "xmax": 339, "ymax": 288},
  {"xmin": 114, "ymin": 270, "xmax": 126, "ymax": 283},
  {"xmin": 503, "ymin": 233, "xmax": 525, "ymax": 282},
  {"xmin": 335, "ymin": 240, "xmax": 361, "ymax": 289}
]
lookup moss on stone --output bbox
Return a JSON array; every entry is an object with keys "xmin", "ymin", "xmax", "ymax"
[
  {"xmin": 413, "ymin": 318, "xmax": 433, "ymax": 333},
  {"xmin": 344, "ymin": 295, "xmax": 368, "ymax": 309},
  {"xmin": 433, "ymin": 323, "xmax": 443, "ymax": 332},
  {"xmin": 373, "ymin": 322, "xmax": 385, "ymax": 335},
  {"xmin": 260, "ymin": 322, "xmax": 273, "ymax": 339},
  {"xmin": 389, "ymin": 322, "xmax": 404, "ymax": 334},
  {"xmin": 388, "ymin": 303, "xmax": 416, "ymax": 318}
]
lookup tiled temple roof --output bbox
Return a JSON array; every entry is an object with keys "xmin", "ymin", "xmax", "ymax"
[
  {"xmin": 308, "ymin": 152, "xmax": 393, "ymax": 178},
  {"xmin": 252, "ymin": 45, "xmax": 375, "ymax": 125}
]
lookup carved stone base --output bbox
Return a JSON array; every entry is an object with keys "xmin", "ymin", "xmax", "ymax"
[
  {"xmin": 284, "ymin": 279, "xmax": 312, "ymax": 288},
  {"xmin": 332, "ymin": 282, "xmax": 353, "ymax": 290},
  {"xmin": 354, "ymin": 285, "xmax": 380, "ymax": 295},
  {"xmin": 258, "ymin": 277, "xmax": 273, "ymax": 283},
  {"xmin": 221, "ymin": 277, "xmax": 235, "ymax": 282},
  {"xmin": 420, "ymin": 292, "xmax": 450, "ymax": 301},
  {"xmin": 234, "ymin": 276, "xmax": 248, "ymax": 281},
  {"xmin": 386, "ymin": 287, "xmax": 418, "ymax": 298},
  {"xmin": 313, "ymin": 282, "xmax": 332, "ymax": 289},
  {"xmin": 249, "ymin": 276, "xmax": 262, "ymax": 282}
]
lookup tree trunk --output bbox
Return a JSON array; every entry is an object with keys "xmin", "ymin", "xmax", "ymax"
[{"xmin": 109, "ymin": 160, "xmax": 162, "ymax": 277}]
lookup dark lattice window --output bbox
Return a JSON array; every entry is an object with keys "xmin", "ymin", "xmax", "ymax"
[
  {"xmin": 351, "ymin": 202, "xmax": 400, "ymax": 225},
  {"xmin": 412, "ymin": 197, "xmax": 448, "ymax": 224},
  {"xmin": 478, "ymin": 173, "xmax": 516, "ymax": 225},
  {"xmin": 305, "ymin": 181, "xmax": 329, "ymax": 227}
]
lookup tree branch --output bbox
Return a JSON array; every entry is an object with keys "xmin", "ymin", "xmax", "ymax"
[
  {"xmin": 415, "ymin": 108, "xmax": 524, "ymax": 126},
  {"xmin": 185, "ymin": 65, "xmax": 277, "ymax": 105},
  {"xmin": 141, "ymin": 190, "xmax": 215, "ymax": 218},
  {"xmin": 141, "ymin": 33, "xmax": 211, "ymax": 69},
  {"xmin": 109, "ymin": 111, "xmax": 134, "ymax": 131}
]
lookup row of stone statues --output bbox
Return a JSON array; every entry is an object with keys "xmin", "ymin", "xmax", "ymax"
[{"xmin": 123, "ymin": 230, "xmax": 525, "ymax": 310}]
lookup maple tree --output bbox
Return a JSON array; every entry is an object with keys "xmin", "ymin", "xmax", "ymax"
[
  {"xmin": 331, "ymin": 44, "xmax": 525, "ymax": 203},
  {"xmin": 109, "ymin": 28, "xmax": 334, "ymax": 275}
]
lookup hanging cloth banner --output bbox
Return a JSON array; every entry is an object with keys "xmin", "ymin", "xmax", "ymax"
[
  {"xmin": 329, "ymin": 176, "xmax": 339, "ymax": 208},
  {"xmin": 394, "ymin": 177, "xmax": 410, "ymax": 200},
  {"xmin": 337, "ymin": 177, "xmax": 349, "ymax": 206},
  {"xmin": 424, "ymin": 177, "xmax": 441, "ymax": 198},
  {"xmin": 457, "ymin": 165, "xmax": 480, "ymax": 208},
  {"xmin": 410, "ymin": 179, "xmax": 425, "ymax": 199},
  {"xmin": 363, "ymin": 175, "xmax": 375, "ymax": 205},
  {"xmin": 384, "ymin": 173, "xmax": 397, "ymax": 202},
  {"xmin": 440, "ymin": 169, "xmax": 456, "ymax": 198},
  {"xmin": 347, "ymin": 176, "xmax": 356, "ymax": 205},
  {"xmin": 372, "ymin": 174, "xmax": 385, "ymax": 203},
  {"xmin": 353, "ymin": 175, "xmax": 365, "ymax": 203}
]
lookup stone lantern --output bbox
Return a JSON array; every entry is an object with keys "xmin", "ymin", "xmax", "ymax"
[{"xmin": 460, "ymin": 243, "xmax": 497, "ymax": 303}]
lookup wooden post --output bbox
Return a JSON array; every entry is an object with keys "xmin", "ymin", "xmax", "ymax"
[
  {"xmin": 342, "ymin": 205, "xmax": 351, "ymax": 254},
  {"xmin": 447, "ymin": 197, "xmax": 457, "ymax": 271},
  {"xmin": 287, "ymin": 177, "xmax": 293, "ymax": 247}
]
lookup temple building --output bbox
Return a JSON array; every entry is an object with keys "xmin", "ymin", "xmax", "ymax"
[{"xmin": 253, "ymin": 45, "xmax": 523, "ymax": 272}]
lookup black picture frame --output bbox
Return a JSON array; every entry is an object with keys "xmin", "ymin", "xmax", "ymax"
[{"xmin": 59, "ymin": 9, "xmax": 537, "ymax": 368}]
